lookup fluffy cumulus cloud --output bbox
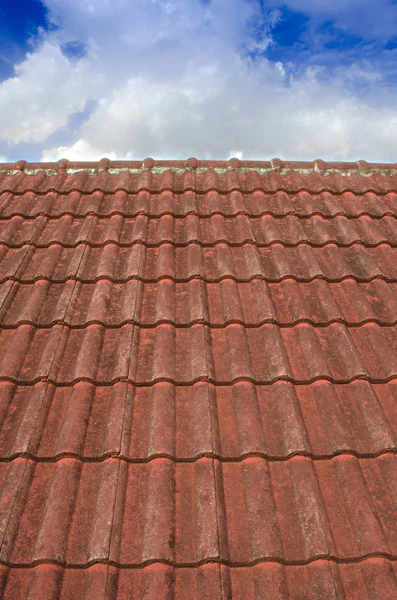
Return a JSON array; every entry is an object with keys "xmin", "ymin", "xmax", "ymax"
[{"xmin": 0, "ymin": 0, "xmax": 397, "ymax": 161}]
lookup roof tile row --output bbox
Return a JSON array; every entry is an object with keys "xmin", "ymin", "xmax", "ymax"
[
  {"xmin": 2, "ymin": 278, "xmax": 397, "ymax": 327},
  {"xmin": 1, "ymin": 455, "xmax": 396, "ymax": 565},
  {"xmin": 3, "ymin": 169, "xmax": 397, "ymax": 195},
  {"xmin": 2, "ymin": 322, "xmax": 397, "ymax": 384},
  {"xmin": 1, "ymin": 560, "xmax": 396, "ymax": 600},
  {"xmin": 1, "ymin": 213, "xmax": 397, "ymax": 247},
  {"xmin": 0, "ymin": 323, "xmax": 397, "ymax": 385},
  {"xmin": 0, "ymin": 381, "xmax": 395, "ymax": 460},
  {"xmin": 2, "ymin": 242, "xmax": 397, "ymax": 283},
  {"xmin": 2, "ymin": 189, "xmax": 397, "ymax": 219}
]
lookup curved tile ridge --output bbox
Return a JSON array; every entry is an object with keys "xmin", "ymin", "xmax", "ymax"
[
  {"xmin": 2, "ymin": 158, "xmax": 397, "ymax": 176},
  {"xmin": 3, "ymin": 161, "xmax": 397, "ymax": 195},
  {"xmin": 0, "ymin": 455, "xmax": 396, "ymax": 567},
  {"xmin": 1, "ymin": 560, "xmax": 397, "ymax": 600}
]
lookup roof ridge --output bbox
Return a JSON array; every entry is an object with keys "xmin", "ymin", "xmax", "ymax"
[{"xmin": 1, "ymin": 157, "xmax": 397, "ymax": 176}]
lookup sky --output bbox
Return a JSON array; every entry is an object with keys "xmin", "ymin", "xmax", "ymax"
[{"xmin": 0, "ymin": 0, "xmax": 397, "ymax": 162}]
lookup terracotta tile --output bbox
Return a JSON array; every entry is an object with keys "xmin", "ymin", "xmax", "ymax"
[
  {"xmin": 0, "ymin": 456, "xmax": 395, "ymax": 566},
  {"xmin": 0, "ymin": 160, "xmax": 397, "ymax": 598}
]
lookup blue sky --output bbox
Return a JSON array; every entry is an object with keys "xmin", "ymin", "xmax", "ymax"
[{"xmin": 0, "ymin": 0, "xmax": 396, "ymax": 161}]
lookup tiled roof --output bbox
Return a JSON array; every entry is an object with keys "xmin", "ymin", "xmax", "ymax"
[{"xmin": 0, "ymin": 158, "xmax": 397, "ymax": 599}]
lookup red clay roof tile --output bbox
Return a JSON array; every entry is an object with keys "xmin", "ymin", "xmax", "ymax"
[
  {"xmin": 1, "ymin": 380, "xmax": 396, "ymax": 461},
  {"xmin": 0, "ymin": 159, "xmax": 396, "ymax": 598}
]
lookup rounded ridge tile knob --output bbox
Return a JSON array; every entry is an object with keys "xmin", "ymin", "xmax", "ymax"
[
  {"xmin": 143, "ymin": 157, "xmax": 155, "ymax": 169},
  {"xmin": 186, "ymin": 157, "xmax": 199, "ymax": 169}
]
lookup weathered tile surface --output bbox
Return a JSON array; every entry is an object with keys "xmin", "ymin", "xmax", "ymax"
[{"xmin": 0, "ymin": 159, "xmax": 397, "ymax": 599}]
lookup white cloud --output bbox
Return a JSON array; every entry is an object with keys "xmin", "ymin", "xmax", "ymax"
[
  {"xmin": 42, "ymin": 139, "xmax": 120, "ymax": 162},
  {"xmin": 0, "ymin": 42, "xmax": 93, "ymax": 145},
  {"xmin": 1, "ymin": 0, "xmax": 397, "ymax": 161}
]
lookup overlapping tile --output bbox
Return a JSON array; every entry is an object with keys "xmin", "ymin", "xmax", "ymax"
[
  {"xmin": 2, "ymin": 278, "xmax": 397, "ymax": 327},
  {"xmin": 0, "ymin": 455, "xmax": 396, "ymax": 566},
  {"xmin": 0, "ymin": 381, "xmax": 395, "ymax": 461},
  {"xmin": 2, "ymin": 189, "xmax": 397, "ymax": 220},
  {"xmin": 3, "ymin": 163, "xmax": 397, "ymax": 196},
  {"xmin": 1, "ymin": 322, "xmax": 397, "ymax": 385},
  {"xmin": 2, "ymin": 241, "xmax": 397, "ymax": 283},
  {"xmin": 1, "ymin": 560, "xmax": 396, "ymax": 600},
  {"xmin": 0, "ymin": 159, "xmax": 397, "ymax": 599},
  {"xmin": 1, "ymin": 213, "xmax": 397, "ymax": 247}
]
